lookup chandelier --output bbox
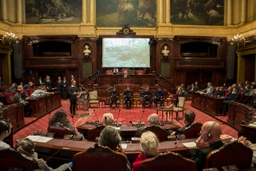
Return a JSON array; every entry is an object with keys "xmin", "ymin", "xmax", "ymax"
[
  {"xmin": 231, "ymin": 34, "xmax": 245, "ymax": 48},
  {"xmin": 1, "ymin": 32, "xmax": 17, "ymax": 46}
]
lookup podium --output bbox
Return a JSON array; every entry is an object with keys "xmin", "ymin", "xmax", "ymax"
[{"xmin": 122, "ymin": 79, "xmax": 131, "ymax": 84}]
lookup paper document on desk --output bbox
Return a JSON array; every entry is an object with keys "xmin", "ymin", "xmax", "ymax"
[
  {"xmin": 121, "ymin": 144, "xmax": 127, "ymax": 149},
  {"xmin": 26, "ymin": 135, "xmax": 52, "ymax": 143},
  {"xmin": 183, "ymin": 142, "xmax": 196, "ymax": 148}
]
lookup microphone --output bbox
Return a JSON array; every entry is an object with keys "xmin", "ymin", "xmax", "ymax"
[
  {"xmin": 114, "ymin": 109, "xmax": 121, "ymax": 127},
  {"xmin": 137, "ymin": 110, "xmax": 145, "ymax": 127}
]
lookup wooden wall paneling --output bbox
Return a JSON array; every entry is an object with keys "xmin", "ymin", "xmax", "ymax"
[{"xmin": 244, "ymin": 55, "xmax": 255, "ymax": 82}]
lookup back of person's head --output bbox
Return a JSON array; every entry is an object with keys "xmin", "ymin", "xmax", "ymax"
[
  {"xmin": 49, "ymin": 110, "xmax": 67, "ymax": 126},
  {"xmin": 148, "ymin": 114, "xmax": 159, "ymax": 126},
  {"xmin": 0, "ymin": 119, "xmax": 11, "ymax": 137},
  {"xmin": 98, "ymin": 126, "xmax": 121, "ymax": 151},
  {"xmin": 184, "ymin": 110, "xmax": 195, "ymax": 125},
  {"xmin": 16, "ymin": 85, "xmax": 23, "ymax": 92},
  {"xmin": 202, "ymin": 121, "xmax": 222, "ymax": 142},
  {"xmin": 140, "ymin": 131, "xmax": 159, "ymax": 156},
  {"xmin": 102, "ymin": 113, "xmax": 114, "ymax": 125},
  {"xmin": 15, "ymin": 138, "xmax": 35, "ymax": 158}
]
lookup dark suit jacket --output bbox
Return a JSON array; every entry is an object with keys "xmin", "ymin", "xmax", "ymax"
[{"xmin": 191, "ymin": 140, "xmax": 224, "ymax": 171}]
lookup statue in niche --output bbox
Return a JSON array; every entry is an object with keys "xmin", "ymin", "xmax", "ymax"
[
  {"xmin": 162, "ymin": 46, "xmax": 169, "ymax": 57},
  {"xmin": 83, "ymin": 45, "xmax": 91, "ymax": 57}
]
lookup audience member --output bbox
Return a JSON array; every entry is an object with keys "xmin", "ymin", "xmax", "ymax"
[
  {"xmin": 154, "ymin": 86, "xmax": 165, "ymax": 107},
  {"xmin": 7, "ymin": 83, "xmax": 16, "ymax": 93},
  {"xmin": 30, "ymin": 86, "xmax": 54, "ymax": 98},
  {"xmin": 61, "ymin": 76, "xmax": 69, "ymax": 100},
  {"xmin": 248, "ymin": 84, "xmax": 256, "ymax": 96},
  {"xmin": 191, "ymin": 121, "xmax": 223, "ymax": 171},
  {"xmin": 23, "ymin": 81, "xmax": 34, "ymax": 90},
  {"xmin": 37, "ymin": 76, "xmax": 44, "ymax": 86},
  {"xmin": 220, "ymin": 87, "xmax": 239, "ymax": 116},
  {"xmin": 109, "ymin": 86, "xmax": 120, "ymax": 109},
  {"xmin": 132, "ymin": 131, "xmax": 159, "ymax": 171},
  {"xmin": 70, "ymin": 74, "xmax": 75, "ymax": 85},
  {"xmin": 13, "ymin": 85, "xmax": 33, "ymax": 116},
  {"xmin": 98, "ymin": 126, "xmax": 131, "ymax": 170},
  {"xmin": 194, "ymin": 81, "xmax": 200, "ymax": 91},
  {"xmin": 15, "ymin": 138, "xmax": 72, "ymax": 171},
  {"xmin": 213, "ymin": 86, "xmax": 224, "ymax": 97},
  {"xmin": 142, "ymin": 85, "xmax": 152, "ymax": 108},
  {"xmin": 69, "ymin": 80, "xmax": 79, "ymax": 116},
  {"xmin": 48, "ymin": 110, "xmax": 77, "ymax": 135},
  {"xmin": 102, "ymin": 113, "xmax": 114, "ymax": 126},
  {"xmin": 238, "ymin": 136, "xmax": 256, "ymax": 167},
  {"xmin": 199, "ymin": 82, "xmax": 213, "ymax": 94},
  {"xmin": 170, "ymin": 110, "xmax": 196, "ymax": 136},
  {"xmin": 0, "ymin": 119, "xmax": 12, "ymax": 150},
  {"xmin": 123, "ymin": 86, "xmax": 133, "ymax": 110},
  {"xmin": 244, "ymin": 85, "xmax": 250, "ymax": 94}
]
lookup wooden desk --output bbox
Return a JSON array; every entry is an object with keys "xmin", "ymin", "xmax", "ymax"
[
  {"xmin": 191, "ymin": 93, "xmax": 224, "ymax": 116},
  {"xmin": 27, "ymin": 92, "xmax": 61, "ymax": 118},
  {"xmin": 34, "ymin": 138, "xmax": 195, "ymax": 163},
  {"xmin": 156, "ymin": 107, "xmax": 174, "ymax": 123},
  {"xmin": 227, "ymin": 102, "xmax": 256, "ymax": 130},
  {"xmin": 76, "ymin": 124, "xmax": 179, "ymax": 140},
  {"xmin": 0, "ymin": 103, "xmax": 24, "ymax": 132}
]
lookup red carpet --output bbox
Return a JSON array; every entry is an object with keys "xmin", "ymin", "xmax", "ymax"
[{"xmin": 14, "ymin": 100, "xmax": 238, "ymax": 142}]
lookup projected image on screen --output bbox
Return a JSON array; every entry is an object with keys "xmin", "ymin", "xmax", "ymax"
[{"xmin": 102, "ymin": 38, "xmax": 150, "ymax": 68}]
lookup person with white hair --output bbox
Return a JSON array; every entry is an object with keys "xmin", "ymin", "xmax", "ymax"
[
  {"xmin": 102, "ymin": 113, "xmax": 114, "ymax": 126},
  {"xmin": 132, "ymin": 131, "xmax": 159, "ymax": 171}
]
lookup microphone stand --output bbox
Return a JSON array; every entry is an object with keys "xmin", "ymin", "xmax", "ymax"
[
  {"xmin": 93, "ymin": 109, "xmax": 99, "ymax": 126},
  {"xmin": 137, "ymin": 110, "xmax": 145, "ymax": 127},
  {"xmin": 114, "ymin": 109, "xmax": 121, "ymax": 127}
]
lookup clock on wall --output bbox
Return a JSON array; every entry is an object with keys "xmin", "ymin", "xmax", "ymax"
[{"xmin": 116, "ymin": 25, "xmax": 136, "ymax": 35}]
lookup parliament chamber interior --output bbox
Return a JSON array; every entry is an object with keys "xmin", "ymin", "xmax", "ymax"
[{"xmin": 0, "ymin": 0, "xmax": 256, "ymax": 171}]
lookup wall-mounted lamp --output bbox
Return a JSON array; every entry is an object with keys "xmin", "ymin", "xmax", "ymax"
[
  {"xmin": 1, "ymin": 32, "xmax": 17, "ymax": 46},
  {"xmin": 231, "ymin": 34, "xmax": 245, "ymax": 48}
]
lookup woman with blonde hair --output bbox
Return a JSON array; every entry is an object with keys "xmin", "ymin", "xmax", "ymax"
[{"xmin": 132, "ymin": 131, "xmax": 159, "ymax": 171}]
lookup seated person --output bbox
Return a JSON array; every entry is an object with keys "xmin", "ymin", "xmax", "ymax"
[
  {"xmin": 48, "ymin": 110, "xmax": 78, "ymax": 136},
  {"xmin": 154, "ymin": 86, "xmax": 165, "ymax": 107},
  {"xmin": 219, "ymin": 87, "xmax": 239, "ymax": 116},
  {"xmin": 238, "ymin": 136, "xmax": 256, "ymax": 167},
  {"xmin": 98, "ymin": 126, "xmax": 131, "ymax": 170},
  {"xmin": 0, "ymin": 119, "xmax": 12, "ymax": 150},
  {"xmin": 122, "ymin": 69, "xmax": 131, "ymax": 80},
  {"xmin": 13, "ymin": 85, "xmax": 33, "ymax": 117},
  {"xmin": 142, "ymin": 85, "xmax": 152, "ymax": 108},
  {"xmin": 109, "ymin": 86, "xmax": 119, "ymax": 109},
  {"xmin": 23, "ymin": 81, "xmax": 34, "ymax": 90},
  {"xmin": 77, "ymin": 86, "xmax": 89, "ymax": 110},
  {"xmin": 132, "ymin": 131, "xmax": 159, "ymax": 171},
  {"xmin": 248, "ymin": 89, "xmax": 256, "ymax": 108},
  {"xmin": 30, "ymin": 86, "xmax": 54, "ymax": 98},
  {"xmin": 191, "ymin": 121, "xmax": 223, "ymax": 171},
  {"xmin": 213, "ymin": 86, "xmax": 224, "ymax": 97},
  {"xmin": 15, "ymin": 138, "xmax": 72, "ymax": 171},
  {"xmin": 123, "ymin": 86, "xmax": 133, "ymax": 109},
  {"xmin": 198, "ymin": 82, "xmax": 213, "ymax": 94},
  {"xmin": 7, "ymin": 83, "xmax": 16, "ymax": 93},
  {"xmin": 169, "ymin": 110, "xmax": 196, "ymax": 136},
  {"xmin": 102, "ymin": 113, "xmax": 114, "ymax": 126}
]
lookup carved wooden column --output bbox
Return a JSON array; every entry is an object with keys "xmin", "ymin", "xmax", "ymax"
[
  {"xmin": 82, "ymin": 0, "xmax": 87, "ymax": 23},
  {"xmin": 236, "ymin": 52, "xmax": 245, "ymax": 83},
  {"xmin": 240, "ymin": 0, "xmax": 246, "ymax": 24},
  {"xmin": 89, "ymin": 0, "xmax": 95, "ymax": 24},
  {"xmin": 17, "ymin": 0, "xmax": 22, "ymax": 23},
  {"xmin": 157, "ymin": 0, "xmax": 164, "ymax": 24},
  {"xmin": 165, "ymin": 0, "xmax": 170, "ymax": 23},
  {"xmin": 225, "ymin": 0, "xmax": 232, "ymax": 26}
]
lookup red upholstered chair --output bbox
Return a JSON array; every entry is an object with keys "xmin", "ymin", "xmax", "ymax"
[
  {"xmin": 87, "ymin": 125, "xmax": 105, "ymax": 141},
  {"xmin": 0, "ymin": 148, "xmax": 39, "ymax": 171},
  {"xmin": 72, "ymin": 145, "xmax": 128, "ymax": 171},
  {"xmin": 48, "ymin": 125, "xmax": 73, "ymax": 138},
  {"xmin": 140, "ymin": 152, "xmax": 197, "ymax": 171},
  {"xmin": 235, "ymin": 92, "xmax": 244, "ymax": 102},
  {"xmin": 182, "ymin": 122, "xmax": 202, "ymax": 138},
  {"xmin": 143, "ymin": 126, "xmax": 168, "ymax": 141},
  {"xmin": 5, "ymin": 92, "xmax": 14, "ymax": 104},
  {"xmin": 206, "ymin": 141, "xmax": 252, "ymax": 170},
  {"xmin": 1, "ymin": 85, "xmax": 8, "ymax": 93},
  {"xmin": 27, "ymin": 88, "xmax": 34, "ymax": 96}
]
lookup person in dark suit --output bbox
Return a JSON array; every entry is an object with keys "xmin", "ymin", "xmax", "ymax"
[
  {"xmin": 69, "ymin": 80, "xmax": 79, "ymax": 116},
  {"xmin": 44, "ymin": 75, "xmax": 52, "ymax": 92},
  {"xmin": 61, "ymin": 76, "xmax": 69, "ymax": 100},
  {"xmin": 154, "ymin": 86, "xmax": 165, "ymax": 107},
  {"xmin": 191, "ymin": 121, "xmax": 224, "ymax": 171},
  {"xmin": 37, "ymin": 76, "xmax": 44, "ymax": 87},
  {"xmin": 109, "ymin": 86, "xmax": 119, "ymax": 109},
  {"xmin": 219, "ymin": 87, "xmax": 239, "ymax": 115},
  {"xmin": 142, "ymin": 85, "xmax": 152, "ymax": 108},
  {"xmin": 123, "ymin": 86, "xmax": 133, "ymax": 109},
  {"xmin": 56, "ymin": 76, "xmax": 62, "ymax": 92}
]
